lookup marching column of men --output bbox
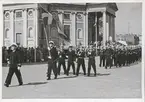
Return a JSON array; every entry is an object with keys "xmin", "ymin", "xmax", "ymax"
[
  {"xmin": 46, "ymin": 41, "xmax": 98, "ymax": 79},
  {"xmin": 4, "ymin": 41, "xmax": 141, "ymax": 87},
  {"xmin": 99, "ymin": 44, "xmax": 141, "ymax": 69}
]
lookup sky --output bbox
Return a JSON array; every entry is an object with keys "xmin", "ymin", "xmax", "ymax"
[{"xmin": 115, "ymin": 3, "xmax": 142, "ymax": 35}]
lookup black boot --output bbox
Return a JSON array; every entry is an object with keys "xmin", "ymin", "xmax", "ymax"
[
  {"xmin": 19, "ymin": 82, "xmax": 23, "ymax": 86},
  {"xmin": 54, "ymin": 76, "xmax": 57, "ymax": 79},
  {"xmin": 4, "ymin": 83, "xmax": 9, "ymax": 87},
  {"xmin": 47, "ymin": 77, "xmax": 51, "ymax": 80}
]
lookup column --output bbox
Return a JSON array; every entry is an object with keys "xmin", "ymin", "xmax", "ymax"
[
  {"xmin": 35, "ymin": 8, "xmax": 38, "ymax": 47},
  {"xmin": 83, "ymin": 12, "xmax": 86, "ymax": 46},
  {"xmin": 71, "ymin": 12, "xmax": 76, "ymax": 46},
  {"xmin": 3, "ymin": 10, "xmax": 5, "ymax": 46},
  {"xmin": 110, "ymin": 15, "xmax": 112, "ymax": 40},
  {"xmin": 23, "ymin": 9, "xmax": 27, "ymax": 47},
  {"xmin": 95, "ymin": 12, "xmax": 98, "ymax": 47},
  {"xmin": 103, "ymin": 11, "xmax": 106, "ymax": 46},
  {"xmin": 32, "ymin": 8, "xmax": 38, "ymax": 48},
  {"xmin": 10, "ymin": 10, "xmax": 14, "ymax": 44},
  {"xmin": 113, "ymin": 16, "xmax": 115, "ymax": 41},
  {"xmin": 85, "ymin": 12, "xmax": 88, "ymax": 46},
  {"xmin": 106, "ymin": 14, "xmax": 109, "ymax": 41}
]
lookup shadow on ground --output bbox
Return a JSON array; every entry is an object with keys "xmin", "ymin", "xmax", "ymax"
[
  {"xmin": 9, "ymin": 82, "xmax": 48, "ymax": 87},
  {"xmin": 8, "ymin": 73, "xmax": 111, "ymax": 87}
]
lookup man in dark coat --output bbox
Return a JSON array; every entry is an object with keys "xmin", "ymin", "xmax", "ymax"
[
  {"xmin": 66, "ymin": 45, "xmax": 76, "ymax": 76},
  {"xmin": 47, "ymin": 41, "xmax": 58, "ymax": 80},
  {"xmin": 87, "ymin": 45, "xmax": 97, "ymax": 76},
  {"xmin": 104, "ymin": 45, "xmax": 113, "ymax": 69},
  {"xmin": 57, "ymin": 45, "xmax": 67, "ymax": 75},
  {"xmin": 99, "ymin": 46, "xmax": 105, "ymax": 67},
  {"xmin": 4, "ymin": 44, "xmax": 23, "ymax": 87},
  {"xmin": 76, "ymin": 46, "xmax": 86, "ymax": 76}
]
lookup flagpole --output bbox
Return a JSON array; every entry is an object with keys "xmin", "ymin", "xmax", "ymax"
[
  {"xmin": 39, "ymin": 4, "xmax": 51, "ymax": 47},
  {"xmin": 42, "ymin": 20, "xmax": 49, "ymax": 47}
]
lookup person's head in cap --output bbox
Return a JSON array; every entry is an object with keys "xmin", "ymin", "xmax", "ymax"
[
  {"xmin": 59, "ymin": 44, "xmax": 64, "ymax": 52},
  {"xmin": 79, "ymin": 46, "xmax": 84, "ymax": 52},
  {"xmin": 49, "ymin": 41, "xmax": 54, "ymax": 48},
  {"xmin": 10, "ymin": 43, "xmax": 17, "ymax": 51},
  {"xmin": 68, "ymin": 45, "xmax": 73, "ymax": 51}
]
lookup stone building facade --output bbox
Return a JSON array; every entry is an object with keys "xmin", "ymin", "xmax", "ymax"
[{"xmin": 3, "ymin": 3, "xmax": 118, "ymax": 48}]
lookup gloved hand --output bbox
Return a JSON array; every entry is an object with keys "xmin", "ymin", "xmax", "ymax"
[
  {"xmin": 18, "ymin": 66, "xmax": 21, "ymax": 70},
  {"xmin": 48, "ymin": 56, "xmax": 52, "ymax": 59}
]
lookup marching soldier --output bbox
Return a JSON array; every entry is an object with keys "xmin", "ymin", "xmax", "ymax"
[
  {"xmin": 66, "ymin": 45, "xmax": 76, "ymax": 76},
  {"xmin": 57, "ymin": 45, "xmax": 67, "ymax": 75},
  {"xmin": 47, "ymin": 41, "xmax": 58, "ymax": 80},
  {"xmin": 99, "ymin": 46, "xmax": 105, "ymax": 67},
  {"xmin": 4, "ymin": 43, "xmax": 23, "ymax": 87},
  {"xmin": 115, "ymin": 46, "xmax": 122, "ymax": 67},
  {"xmin": 76, "ymin": 46, "xmax": 86, "ymax": 76},
  {"xmin": 87, "ymin": 45, "xmax": 97, "ymax": 76},
  {"xmin": 104, "ymin": 45, "xmax": 113, "ymax": 69}
]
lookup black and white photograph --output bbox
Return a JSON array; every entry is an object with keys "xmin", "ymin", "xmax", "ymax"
[{"xmin": 1, "ymin": 1, "xmax": 143, "ymax": 100}]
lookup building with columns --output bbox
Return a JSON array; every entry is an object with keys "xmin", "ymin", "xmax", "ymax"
[{"xmin": 3, "ymin": 3, "xmax": 118, "ymax": 48}]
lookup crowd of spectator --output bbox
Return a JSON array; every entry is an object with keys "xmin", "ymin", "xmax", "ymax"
[{"xmin": 2, "ymin": 46, "xmax": 49, "ymax": 64}]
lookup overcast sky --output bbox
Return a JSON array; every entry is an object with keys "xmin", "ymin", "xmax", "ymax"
[{"xmin": 115, "ymin": 3, "xmax": 142, "ymax": 35}]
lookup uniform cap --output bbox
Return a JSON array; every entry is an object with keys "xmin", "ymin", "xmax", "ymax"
[
  {"xmin": 69, "ymin": 44, "xmax": 73, "ymax": 47},
  {"xmin": 11, "ymin": 43, "xmax": 17, "ymax": 47},
  {"xmin": 49, "ymin": 41, "xmax": 54, "ymax": 44}
]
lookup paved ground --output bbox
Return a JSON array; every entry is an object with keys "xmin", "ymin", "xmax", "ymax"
[{"xmin": 2, "ymin": 57, "xmax": 142, "ymax": 98}]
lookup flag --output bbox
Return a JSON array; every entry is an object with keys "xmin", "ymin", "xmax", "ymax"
[
  {"xmin": 52, "ymin": 12, "xmax": 70, "ymax": 41},
  {"xmin": 57, "ymin": 25, "xmax": 67, "ymax": 38},
  {"xmin": 42, "ymin": 13, "xmax": 53, "ymax": 25}
]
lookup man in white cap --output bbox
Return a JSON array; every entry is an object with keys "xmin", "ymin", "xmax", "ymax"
[
  {"xmin": 47, "ymin": 41, "xmax": 58, "ymax": 80},
  {"xmin": 4, "ymin": 43, "xmax": 23, "ymax": 87}
]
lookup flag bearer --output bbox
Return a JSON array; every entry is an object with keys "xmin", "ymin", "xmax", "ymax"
[{"xmin": 47, "ymin": 41, "xmax": 58, "ymax": 80}]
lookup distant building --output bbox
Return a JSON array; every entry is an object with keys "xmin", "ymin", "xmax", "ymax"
[
  {"xmin": 116, "ymin": 34, "xmax": 140, "ymax": 45},
  {"xmin": 138, "ymin": 34, "xmax": 142, "ymax": 45},
  {"xmin": 3, "ymin": 3, "xmax": 118, "ymax": 48}
]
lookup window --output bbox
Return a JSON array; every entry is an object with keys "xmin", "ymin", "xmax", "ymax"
[
  {"xmin": 5, "ymin": 29, "xmax": 10, "ymax": 38},
  {"xmin": 64, "ymin": 13, "xmax": 70, "ymax": 20},
  {"xmin": 77, "ymin": 14, "xmax": 83, "ymax": 20},
  {"xmin": 28, "ymin": 27, "xmax": 33, "ymax": 38},
  {"xmin": 16, "ymin": 11, "xmax": 22, "ymax": 18},
  {"xmin": 28, "ymin": 10, "xmax": 33, "ymax": 17},
  {"xmin": 64, "ymin": 25, "xmax": 70, "ymax": 39},
  {"xmin": 78, "ymin": 29, "xmax": 83, "ymax": 39},
  {"xmin": 5, "ymin": 12, "xmax": 10, "ymax": 19}
]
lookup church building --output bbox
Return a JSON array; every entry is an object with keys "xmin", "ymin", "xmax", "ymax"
[{"xmin": 3, "ymin": 3, "xmax": 118, "ymax": 48}]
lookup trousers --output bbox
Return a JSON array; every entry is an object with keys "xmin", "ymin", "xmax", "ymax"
[{"xmin": 5, "ymin": 67, "xmax": 23, "ymax": 85}]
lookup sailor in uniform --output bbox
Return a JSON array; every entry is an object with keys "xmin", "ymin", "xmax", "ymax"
[
  {"xmin": 87, "ymin": 45, "xmax": 97, "ymax": 76},
  {"xmin": 47, "ymin": 41, "xmax": 58, "ymax": 80},
  {"xmin": 76, "ymin": 46, "xmax": 86, "ymax": 76},
  {"xmin": 4, "ymin": 43, "xmax": 23, "ymax": 87}
]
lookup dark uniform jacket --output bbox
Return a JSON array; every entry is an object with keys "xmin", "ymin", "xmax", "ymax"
[
  {"xmin": 87, "ymin": 50, "xmax": 96, "ymax": 62},
  {"xmin": 58, "ymin": 50, "xmax": 66, "ymax": 63},
  {"xmin": 67, "ymin": 50, "xmax": 76, "ymax": 63},
  {"xmin": 99, "ymin": 49, "xmax": 105, "ymax": 57},
  {"xmin": 7, "ymin": 51, "xmax": 21, "ymax": 68},
  {"xmin": 76, "ymin": 50, "xmax": 86, "ymax": 63},
  {"xmin": 105, "ymin": 48, "xmax": 113, "ymax": 59},
  {"xmin": 47, "ymin": 47, "xmax": 58, "ymax": 61}
]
